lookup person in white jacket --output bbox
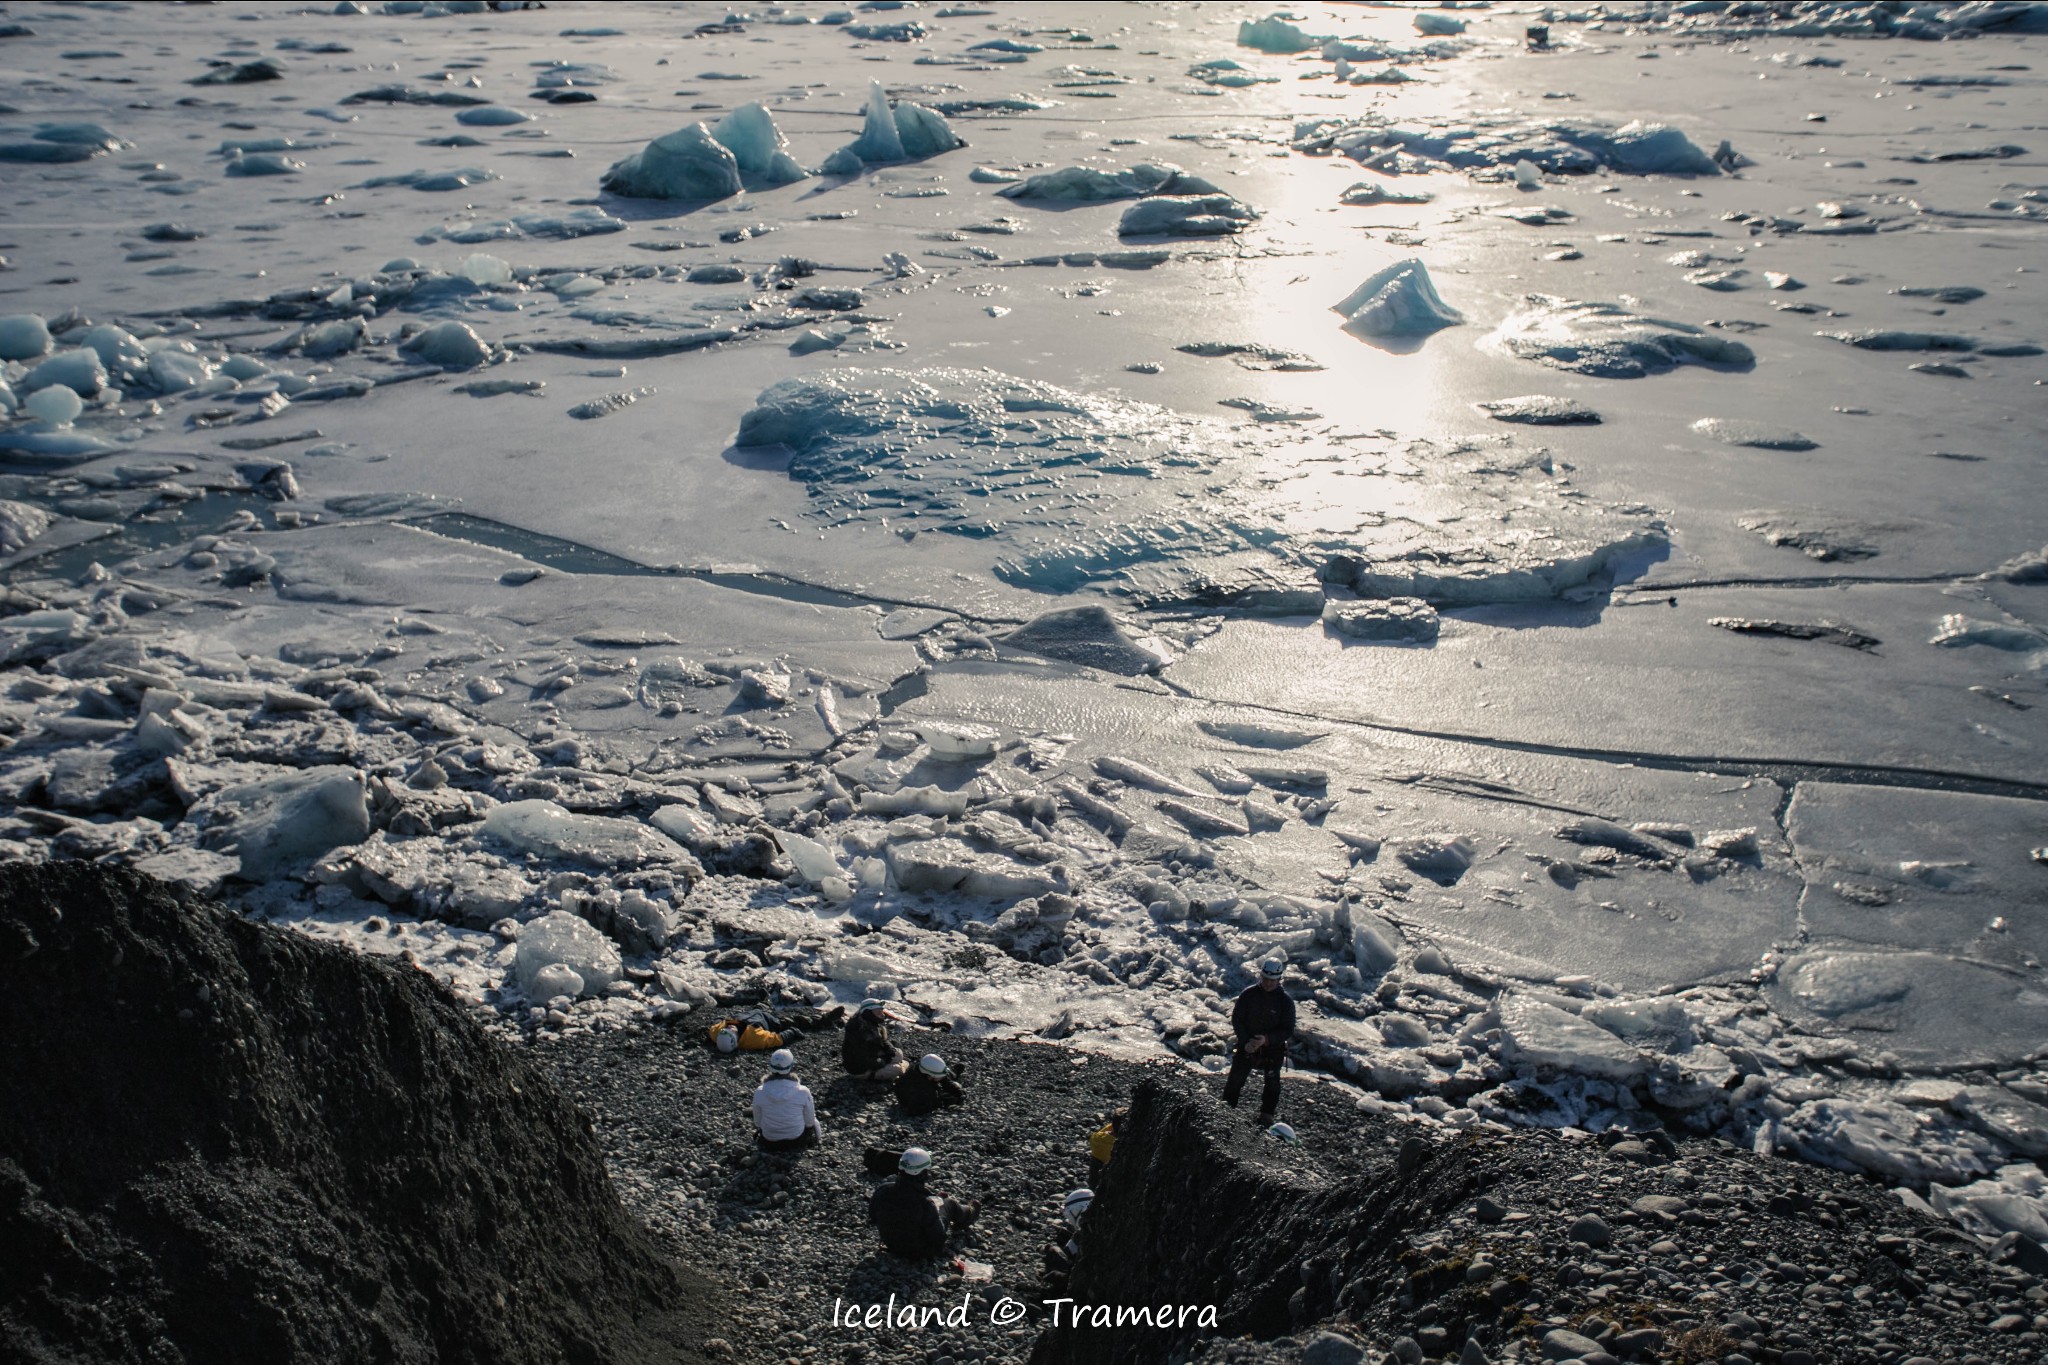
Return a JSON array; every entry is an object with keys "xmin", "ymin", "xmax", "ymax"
[{"xmin": 751, "ymin": 1049, "xmax": 822, "ymax": 1152}]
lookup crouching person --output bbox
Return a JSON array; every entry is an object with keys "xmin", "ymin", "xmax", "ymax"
[
  {"xmin": 751, "ymin": 1049, "xmax": 821, "ymax": 1152},
  {"xmin": 868, "ymin": 1148, "xmax": 976, "ymax": 1259},
  {"xmin": 894, "ymin": 1053, "xmax": 965, "ymax": 1117},
  {"xmin": 842, "ymin": 999, "xmax": 909, "ymax": 1081}
]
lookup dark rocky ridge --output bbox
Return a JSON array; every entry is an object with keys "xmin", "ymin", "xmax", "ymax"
[
  {"xmin": 0, "ymin": 862, "xmax": 722, "ymax": 1365},
  {"xmin": 1036, "ymin": 1082, "xmax": 2045, "ymax": 1365}
]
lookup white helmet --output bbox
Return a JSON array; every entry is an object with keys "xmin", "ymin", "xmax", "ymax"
[
  {"xmin": 714, "ymin": 1025, "xmax": 739, "ymax": 1054},
  {"xmin": 1062, "ymin": 1187, "xmax": 1094, "ymax": 1227},
  {"xmin": 769, "ymin": 1048, "xmax": 796, "ymax": 1074},
  {"xmin": 918, "ymin": 1053, "xmax": 948, "ymax": 1077},
  {"xmin": 899, "ymin": 1147, "xmax": 933, "ymax": 1176},
  {"xmin": 1259, "ymin": 955, "xmax": 1287, "ymax": 980}
]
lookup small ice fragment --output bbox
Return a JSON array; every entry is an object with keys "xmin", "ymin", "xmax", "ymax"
[
  {"xmin": 1338, "ymin": 181, "xmax": 1433, "ymax": 207},
  {"xmin": 1322, "ymin": 596, "xmax": 1440, "ymax": 642},
  {"xmin": 1601, "ymin": 121, "xmax": 1722, "ymax": 176},
  {"xmin": 22, "ymin": 349, "xmax": 107, "ymax": 397},
  {"xmin": 1391, "ymin": 834, "xmax": 1475, "ymax": 883},
  {"xmin": 1475, "ymin": 395, "xmax": 1600, "ymax": 425},
  {"xmin": 225, "ymin": 153, "xmax": 303, "ymax": 176},
  {"xmin": 1158, "ymin": 798, "xmax": 1251, "ymax": 838},
  {"xmin": 0, "ymin": 500, "xmax": 52, "ymax": 553},
  {"xmin": 530, "ymin": 962, "xmax": 585, "ymax": 1000},
  {"xmin": 1414, "ymin": 12, "xmax": 1466, "ymax": 36},
  {"xmin": 1331, "ymin": 258, "xmax": 1462, "ymax": 340},
  {"xmin": 400, "ymin": 320, "xmax": 492, "ymax": 369},
  {"xmin": 457, "ymin": 252, "xmax": 513, "ymax": 285},
  {"xmin": 0, "ymin": 313, "xmax": 53, "ymax": 361},
  {"xmin": 1195, "ymin": 718, "xmax": 1325, "ymax": 749},
  {"xmin": 1117, "ymin": 194, "xmax": 1258, "ymax": 238},
  {"xmin": 601, "ymin": 123, "xmax": 742, "ymax": 200},
  {"xmin": 776, "ymin": 829, "xmax": 841, "ymax": 885},
  {"xmin": 1236, "ymin": 14, "xmax": 1328, "ymax": 53},
  {"xmin": 150, "ymin": 347, "xmax": 219, "ymax": 388},
  {"xmin": 203, "ymin": 766, "xmax": 371, "ymax": 877},
  {"xmin": 455, "ymin": 105, "xmax": 531, "ymax": 126},
  {"xmin": 854, "ymin": 785, "xmax": 971, "ymax": 818},
  {"xmin": 1513, "ymin": 158, "xmax": 1540, "ymax": 189},
  {"xmin": 1690, "ymin": 418, "xmax": 1817, "ymax": 451},
  {"xmin": 916, "ymin": 723, "xmax": 1000, "ymax": 761},
  {"xmin": 891, "ymin": 99, "xmax": 964, "ymax": 160},
  {"xmin": 711, "ymin": 102, "xmax": 808, "ymax": 185},
  {"xmin": 514, "ymin": 910, "xmax": 621, "ymax": 995},
  {"xmin": 1095, "ymin": 755, "xmax": 1205, "ymax": 799},
  {"xmin": 1000, "ymin": 605, "xmax": 1171, "ymax": 675},
  {"xmin": 1818, "ymin": 329, "xmax": 1977, "ymax": 352},
  {"xmin": 999, "ymin": 162, "xmax": 1217, "ymax": 203},
  {"xmin": 483, "ymin": 799, "xmax": 692, "ymax": 869},
  {"xmin": 23, "ymin": 385, "xmax": 83, "ymax": 426},
  {"xmin": 1929, "ymin": 615, "xmax": 2048, "ymax": 651},
  {"xmin": 1488, "ymin": 295, "xmax": 1754, "ymax": 378}
]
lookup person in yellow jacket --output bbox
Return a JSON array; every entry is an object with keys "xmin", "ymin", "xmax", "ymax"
[
  {"xmin": 1086, "ymin": 1107, "xmax": 1125, "ymax": 1177},
  {"xmin": 706, "ymin": 1004, "xmax": 845, "ymax": 1055}
]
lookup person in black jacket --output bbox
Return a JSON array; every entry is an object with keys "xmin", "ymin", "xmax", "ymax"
[
  {"xmin": 867, "ymin": 1147, "xmax": 976, "ymax": 1259},
  {"xmin": 895, "ymin": 1052, "xmax": 966, "ymax": 1117},
  {"xmin": 1222, "ymin": 955, "xmax": 1296, "ymax": 1120},
  {"xmin": 842, "ymin": 999, "xmax": 909, "ymax": 1081}
]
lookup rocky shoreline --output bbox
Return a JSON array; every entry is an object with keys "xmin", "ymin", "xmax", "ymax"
[
  {"xmin": 3, "ymin": 861, "xmax": 2044, "ymax": 1365},
  {"xmin": 538, "ymin": 1003, "xmax": 2048, "ymax": 1365}
]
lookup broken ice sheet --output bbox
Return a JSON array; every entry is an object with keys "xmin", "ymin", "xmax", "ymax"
[
  {"xmin": 733, "ymin": 369, "xmax": 1664, "ymax": 610},
  {"xmin": 1788, "ymin": 783, "xmax": 2048, "ymax": 967}
]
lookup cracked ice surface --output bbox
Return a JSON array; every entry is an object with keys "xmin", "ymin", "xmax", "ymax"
[{"xmin": 1, "ymin": 0, "xmax": 2046, "ymax": 1226}]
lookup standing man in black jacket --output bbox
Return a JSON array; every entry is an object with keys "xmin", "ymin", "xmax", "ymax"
[{"xmin": 1222, "ymin": 955, "xmax": 1296, "ymax": 1121}]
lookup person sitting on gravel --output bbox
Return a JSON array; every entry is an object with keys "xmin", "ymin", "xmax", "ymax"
[
  {"xmin": 894, "ymin": 1053, "xmax": 966, "ymax": 1117},
  {"xmin": 1086, "ymin": 1107, "xmax": 1125, "ymax": 1179},
  {"xmin": 751, "ymin": 1049, "xmax": 822, "ymax": 1153},
  {"xmin": 1042, "ymin": 1186, "xmax": 1094, "ymax": 1288},
  {"xmin": 842, "ymin": 999, "xmax": 909, "ymax": 1081},
  {"xmin": 708, "ymin": 1003, "xmax": 845, "ymax": 1055},
  {"xmin": 868, "ymin": 1147, "xmax": 977, "ymax": 1259},
  {"xmin": 1221, "ymin": 955, "xmax": 1296, "ymax": 1121}
]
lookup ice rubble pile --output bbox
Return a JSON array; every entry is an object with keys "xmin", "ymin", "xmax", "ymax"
[
  {"xmin": 600, "ymin": 103, "xmax": 807, "ymax": 200},
  {"xmin": 1295, "ymin": 113, "xmax": 1726, "ymax": 178},
  {"xmin": 819, "ymin": 82, "xmax": 963, "ymax": 175},
  {"xmin": 4, "ymin": 556, "xmax": 2048, "ymax": 1245}
]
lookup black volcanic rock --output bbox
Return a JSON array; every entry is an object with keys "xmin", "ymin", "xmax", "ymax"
[{"xmin": 0, "ymin": 862, "xmax": 723, "ymax": 1365}]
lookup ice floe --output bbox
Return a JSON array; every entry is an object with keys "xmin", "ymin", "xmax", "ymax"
[{"xmin": 1487, "ymin": 296, "xmax": 1756, "ymax": 378}]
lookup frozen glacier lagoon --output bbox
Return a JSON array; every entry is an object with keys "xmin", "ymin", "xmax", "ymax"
[{"xmin": 1, "ymin": 0, "xmax": 2045, "ymax": 1236}]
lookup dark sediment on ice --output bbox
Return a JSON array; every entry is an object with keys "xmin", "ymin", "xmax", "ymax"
[{"xmin": 0, "ymin": 862, "xmax": 723, "ymax": 1365}]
